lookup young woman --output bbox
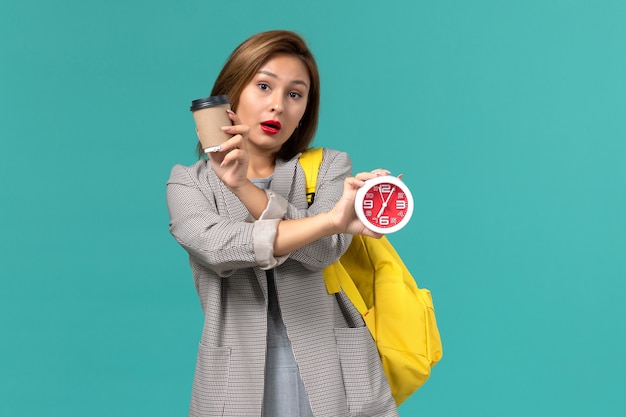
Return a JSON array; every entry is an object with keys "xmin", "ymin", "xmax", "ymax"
[{"xmin": 167, "ymin": 30, "xmax": 398, "ymax": 417}]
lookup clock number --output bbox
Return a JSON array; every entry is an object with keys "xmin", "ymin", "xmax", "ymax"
[
  {"xmin": 363, "ymin": 199, "xmax": 374, "ymax": 209},
  {"xmin": 379, "ymin": 184, "xmax": 392, "ymax": 193},
  {"xmin": 395, "ymin": 200, "xmax": 407, "ymax": 210},
  {"xmin": 379, "ymin": 216, "xmax": 390, "ymax": 226}
]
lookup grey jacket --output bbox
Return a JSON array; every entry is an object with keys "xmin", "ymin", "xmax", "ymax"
[{"xmin": 166, "ymin": 148, "xmax": 398, "ymax": 417}]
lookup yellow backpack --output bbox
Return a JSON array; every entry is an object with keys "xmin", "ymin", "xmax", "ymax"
[{"xmin": 299, "ymin": 148, "xmax": 443, "ymax": 405}]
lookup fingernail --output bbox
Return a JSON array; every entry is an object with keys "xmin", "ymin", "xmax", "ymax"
[{"xmin": 204, "ymin": 145, "xmax": 222, "ymax": 153}]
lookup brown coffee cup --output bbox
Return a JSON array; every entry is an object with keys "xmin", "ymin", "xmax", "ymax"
[{"xmin": 190, "ymin": 95, "xmax": 232, "ymax": 152}]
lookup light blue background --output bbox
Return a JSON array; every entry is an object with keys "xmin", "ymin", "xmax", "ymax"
[{"xmin": 2, "ymin": 1, "xmax": 625, "ymax": 416}]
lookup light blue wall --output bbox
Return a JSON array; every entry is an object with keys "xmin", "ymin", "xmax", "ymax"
[{"xmin": 2, "ymin": 1, "xmax": 624, "ymax": 416}]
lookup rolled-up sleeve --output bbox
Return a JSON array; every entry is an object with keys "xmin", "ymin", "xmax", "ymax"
[{"xmin": 253, "ymin": 190, "xmax": 289, "ymax": 269}]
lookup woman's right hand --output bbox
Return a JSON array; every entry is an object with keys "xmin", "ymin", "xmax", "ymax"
[{"xmin": 207, "ymin": 110, "xmax": 251, "ymax": 192}]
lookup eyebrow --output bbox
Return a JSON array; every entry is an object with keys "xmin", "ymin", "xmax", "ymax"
[{"xmin": 257, "ymin": 70, "xmax": 309, "ymax": 88}]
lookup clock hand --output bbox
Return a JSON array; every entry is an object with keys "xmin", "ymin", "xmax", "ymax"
[
  {"xmin": 385, "ymin": 186, "xmax": 397, "ymax": 206},
  {"xmin": 376, "ymin": 185, "xmax": 396, "ymax": 218},
  {"xmin": 374, "ymin": 185, "xmax": 385, "ymax": 217}
]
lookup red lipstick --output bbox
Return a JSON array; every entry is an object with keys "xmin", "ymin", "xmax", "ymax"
[{"xmin": 260, "ymin": 120, "xmax": 282, "ymax": 135}]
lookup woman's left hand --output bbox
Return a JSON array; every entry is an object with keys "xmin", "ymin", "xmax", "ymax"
[
  {"xmin": 329, "ymin": 169, "xmax": 391, "ymax": 238},
  {"xmin": 207, "ymin": 110, "xmax": 251, "ymax": 191}
]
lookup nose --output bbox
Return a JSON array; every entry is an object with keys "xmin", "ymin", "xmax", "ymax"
[{"xmin": 270, "ymin": 94, "xmax": 284, "ymax": 114}]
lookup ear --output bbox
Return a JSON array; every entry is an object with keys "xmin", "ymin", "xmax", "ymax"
[{"xmin": 195, "ymin": 127, "xmax": 200, "ymax": 139}]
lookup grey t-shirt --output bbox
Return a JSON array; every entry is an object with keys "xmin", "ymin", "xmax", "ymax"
[{"xmin": 251, "ymin": 176, "xmax": 314, "ymax": 416}]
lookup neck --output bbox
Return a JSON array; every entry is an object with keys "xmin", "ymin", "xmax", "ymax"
[{"xmin": 247, "ymin": 149, "xmax": 276, "ymax": 179}]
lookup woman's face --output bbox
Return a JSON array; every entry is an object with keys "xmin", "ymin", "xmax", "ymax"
[{"xmin": 236, "ymin": 54, "xmax": 310, "ymax": 155}]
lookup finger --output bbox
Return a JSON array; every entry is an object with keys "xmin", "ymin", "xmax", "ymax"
[
  {"xmin": 354, "ymin": 172, "xmax": 372, "ymax": 181},
  {"xmin": 345, "ymin": 176, "xmax": 365, "ymax": 189},
  {"xmin": 340, "ymin": 178, "xmax": 364, "ymax": 202},
  {"xmin": 219, "ymin": 148, "xmax": 246, "ymax": 167},
  {"xmin": 370, "ymin": 169, "xmax": 390, "ymax": 177},
  {"xmin": 223, "ymin": 134, "xmax": 247, "ymax": 150},
  {"xmin": 354, "ymin": 169, "xmax": 389, "ymax": 181},
  {"xmin": 226, "ymin": 109, "xmax": 241, "ymax": 124},
  {"xmin": 221, "ymin": 123, "xmax": 249, "ymax": 136},
  {"xmin": 206, "ymin": 134, "xmax": 242, "ymax": 154}
]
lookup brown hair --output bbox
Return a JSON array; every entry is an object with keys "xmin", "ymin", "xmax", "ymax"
[{"xmin": 196, "ymin": 30, "xmax": 321, "ymax": 160}]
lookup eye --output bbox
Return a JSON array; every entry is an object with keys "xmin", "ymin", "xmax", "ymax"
[
  {"xmin": 258, "ymin": 83, "xmax": 270, "ymax": 91},
  {"xmin": 289, "ymin": 91, "xmax": 303, "ymax": 99}
]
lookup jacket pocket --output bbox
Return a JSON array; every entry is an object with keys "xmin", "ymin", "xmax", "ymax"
[
  {"xmin": 334, "ymin": 327, "xmax": 396, "ymax": 416},
  {"xmin": 189, "ymin": 343, "xmax": 231, "ymax": 417}
]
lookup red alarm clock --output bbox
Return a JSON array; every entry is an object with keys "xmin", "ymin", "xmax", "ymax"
[{"xmin": 354, "ymin": 175, "xmax": 414, "ymax": 234}]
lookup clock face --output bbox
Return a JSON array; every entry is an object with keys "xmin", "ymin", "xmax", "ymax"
[{"xmin": 354, "ymin": 175, "xmax": 414, "ymax": 234}]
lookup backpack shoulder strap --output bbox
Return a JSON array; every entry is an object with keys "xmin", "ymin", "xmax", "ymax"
[
  {"xmin": 298, "ymin": 148, "xmax": 341, "ymax": 296},
  {"xmin": 298, "ymin": 148, "xmax": 324, "ymax": 205}
]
